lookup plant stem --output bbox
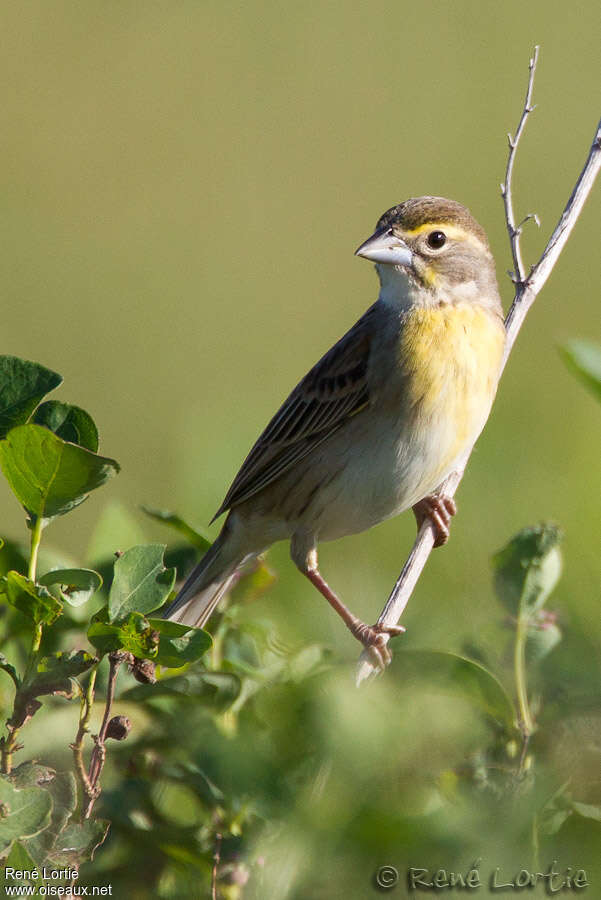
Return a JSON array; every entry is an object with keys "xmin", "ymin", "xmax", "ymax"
[
  {"xmin": 71, "ymin": 667, "xmax": 98, "ymax": 818},
  {"xmin": 24, "ymin": 515, "xmax": 45, "ymax": 678},
  {"xmin": 1, "ymin": 517, "xmax": 47, "ymax": 772},
  {"xmin": 212, "ymin": 832, "xmax": 222, "ymax": 900},
  {"xmin": 211, "ymin": 619, "xmax": 227, "ymax": 670},
  {"xmin": 0, "ymin": 728, "xmax": 19, "ymax": 775},
  {"xmin": 531, "ymin": 812, "xmax": 540, "ymax": 871},
  {"xmin": 84, "ymin": 653, "xmax": 122, "ymax": 819},
  {"xmin": 28, "ymin": 515, "xmax": 44, "ymax": 582},
  {"xmin": 514, "ymin": 614, "xmax": 534, "ymax": 770}
]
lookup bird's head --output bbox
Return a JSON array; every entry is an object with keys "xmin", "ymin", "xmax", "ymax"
[{"xmin": 355, "ymin": 196, "xmax": 500, "ymax": 308}]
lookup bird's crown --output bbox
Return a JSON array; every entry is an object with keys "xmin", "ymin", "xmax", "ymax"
[{"xmin": 376, "ymin": 196, "xmax": 489, "ymax": 248}]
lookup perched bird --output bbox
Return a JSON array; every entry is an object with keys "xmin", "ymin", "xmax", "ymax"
[{"xmin": 165, "ymin": 196, "xmax": 506, "ymax": 666}]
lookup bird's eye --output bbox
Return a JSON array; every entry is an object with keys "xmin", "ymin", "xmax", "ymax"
[{"xmin": 427, "ymin": 230, "xmax": 446, "ymax": 249}]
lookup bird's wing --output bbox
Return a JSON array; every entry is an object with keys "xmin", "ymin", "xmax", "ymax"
[{"xmin": 212, "ymin": 303, "xmax": 378, "ymax": 519}]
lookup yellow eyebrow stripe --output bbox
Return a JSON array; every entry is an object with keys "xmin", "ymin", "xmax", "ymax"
[{"xmin": 403, "ymin": 222, "xmax": 488, "ymax": 252}]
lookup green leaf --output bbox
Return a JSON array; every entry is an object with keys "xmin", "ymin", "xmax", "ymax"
[
  {"xmin": 8, "ymin": 652, "xmax": 96, "ymax": 729},
  {"xmin": 492, "ymin": 523, "xmax": 563, "ymax": 618},
  {"xmin": 47, "ymin": 818, "xmax": 110, "ymax": 866},
  {"xmin": 539, "ymin": 779, "xmax": 572, "ymax": 836},
  {"xmin": 164, "ymin": 543, "xmax": 201, "ymax": 582},
  {"xmin": 7, "ymin": 761, "xmax": 56, "ymax": 790},
  {"xmin": 23, "ymin": 771, "xmax": 77, "ymax": 868},
  {"xmin": 390, "ymin": 649, "xmax": 516, "ymax": 731},
  {"xmin": 0, "ymin": 424, "xmax": 119, "ymax": 519},
  {"xmin": 87, "ymin": 610, "xmax": 159, "ymax": 658},
  {"xmin": 570, "ymin": 800, "xmax": 601, "ymax": 822},
  {"xmin": 2, "ymin": 571, "xmax": 63, "ymax": 626},
  {"xmin": 32, "ymin": 401, "xmax": 99, "ymax": 452},
  {"xmin": 141, "ymin": 506, "xmax": 212, "ymax": 552},
  {"xmin": 0, "ymin": 777, "xmax": 53, "ymax": 854},
  {"xmin": 560, "ymin": 340, "xmax": 601, "ymax": 402},
  {"xmin": 32, "ymin": 650, "xmax": 97, "ymax": 688},
  {"xmin": 4, "ymin": 842, "xmax": 44, "ymax": 887},
  {"xmin": 122, "ymin": 669, "xmax": 241, "ymax": 710},
  {"xmin": 39, "ymin": 567, "xmax": 102, "ymax": 607},
  {"xmin": 108, "ymin": 544, "xmax": 175, "ymax": 621},
  {"xmin": 525, "ymin": 619, "xmax": 562, "ymax": 664},
  {"xmin": 161, "ymin": 761, "xmax": 225, "ymax": 805},
  {"xmin": 287, "ymin": 644, "xmax": 330, "ymax": 682},
  {"xmin": 0, "ymin": 356, "xmax": 62, "ymax": 440},
  {"xmin": 147, "ymin": 618, "xmax": 212, "ymax": 668},
  {"xmin": 5, "ymin": 764, "xmax": 78, "ymax": 869}
]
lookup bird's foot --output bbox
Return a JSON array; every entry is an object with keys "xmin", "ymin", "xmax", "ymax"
[
  {"xmin": 412, "ymin": 494, "xmax": 457, "ymax": 547},
  {"xmin": 349, "ymin": 620, "xmax": 406, "ymax": 669}
]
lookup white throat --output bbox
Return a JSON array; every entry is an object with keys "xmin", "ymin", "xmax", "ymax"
[{"xmin": 375, "ymin": 263, "xmax": 417, "ymax": 312}]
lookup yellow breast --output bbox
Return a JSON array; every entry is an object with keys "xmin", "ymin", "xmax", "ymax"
[{"xmin": 399, "ymin": 302, "xmax": 505, "ymax": 474}]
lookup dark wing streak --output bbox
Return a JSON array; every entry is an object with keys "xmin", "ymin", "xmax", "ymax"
[
  {"xmin": 299, "ymin": 391, "xmax": 358, "ymax": 437},
  {"xmin": 261, "ymin": 394, "xmax": 305, "ymax": 443},
  {"xmin": 212, "ymin": 304, "xmax": 378, "ymax": 520},
  {"xmin": 216, "ymin": 428, "xmax": 346, "ymax": 512}
]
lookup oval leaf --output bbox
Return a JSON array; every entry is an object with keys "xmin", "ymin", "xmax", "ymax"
[
  {"xmin": 147, "ymin": 618, "xmax": 212, "ymax": 668},
  {"xmin": 141, "ymin": 506, "xmax": 212, "ymax": 553},
  {"xmin": 48, "ymin": 818, "xmax": 110, "ymax": 866},
  {"xmin": 391, "ymin": 649, "xmax": 516, "ymax": 731},
  {"xmin": 560, "ymin": 340, "xmax": 601, "ymax": 402},
  {"xmin": 2, "ymin": 571, "xmax": 63, "ymax": 626},
  {"xmin": 27, "ymin": 651, "xmax": 98, "ymax": 694},
  {"xmin": 0, "ymin": 356, "xmax": 62, "ymax": 440},
  {"xmin": 492, "ymin": 523, "xmax": 563, "ymax": 618},
  {"xmin": 108, "ymin": 544, "xmax": 175, "ymax": 621},
  {"xmin": 5, "ymin": 842, "xmax": 45, "ymax": 888},
  {"xmin": 88, "ymin": 611, "xmax": 159, "ymax": 658},
  {"xmin": 0, "ymin": 779, "xmax": 53, "ymax": 854},
  {"xmin": 39, "ymin": 568, "xmax": 102, "ymax": 607},
  {"xmin": 20, "ymin": 770, "xmax": 77, "ymax": 869},
  {"xmin": 122, "ymin": 669, "xmax": 241, "ymax": 710},
  {"xmin": 32, "ymin": 401, "xmax": 99, "ymax": 452},
  {"xmin": 526, "ymin": 620, "xmax": 562, "ymax": 664},
  {"xmin": 0, "ymin": 424, "xmax": 119, "ymax": 519}
]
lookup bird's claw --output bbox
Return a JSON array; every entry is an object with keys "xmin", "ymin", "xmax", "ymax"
[
  {"xmin": 351, "ymin": 621, "xmax": 405, "ymax": 669},
  {"xmin": 413, "ymin": 494, "xmax": 457, "ymax": 547}
]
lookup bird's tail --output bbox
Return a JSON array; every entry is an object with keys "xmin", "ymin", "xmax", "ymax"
[{"xmin": 163, "ymin": 530, "xmax": 244, "ymax": 629}]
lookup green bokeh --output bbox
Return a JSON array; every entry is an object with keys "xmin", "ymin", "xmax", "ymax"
[{"xmin": 1, "ymin": 1, "xmax": 600, "ymax": 895}]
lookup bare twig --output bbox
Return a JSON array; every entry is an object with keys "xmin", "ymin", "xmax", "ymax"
[
  {"xmin": 70, "ymin": 667, "xmax": 98, "ymax": 816},
  {"xmin": 83, "ymin": 653, "xmax": 123, "ymax": 818},
  {"xmin": 356, "ymin": 53, "xmax": 601, "ymax": 685},
  {"xmin": 501, "ymin": 45, "xmax": 540, "ymax": 283},
  {"xmin": 212, "ymin": 832, "xmax": 222, "ymax": 900}
]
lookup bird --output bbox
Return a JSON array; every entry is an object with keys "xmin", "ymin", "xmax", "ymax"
[{"xmin": 164, "ymin": 196, "xmax": 506, "ymax": 667}]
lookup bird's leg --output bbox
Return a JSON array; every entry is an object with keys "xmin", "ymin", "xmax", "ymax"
[
  {"xmin": 412, "ymin": 494, "xmax": 457, "ymax": 547},
  {"xmin": 291, "ymin": 541, "xmax": 404, "ymax": 669}
]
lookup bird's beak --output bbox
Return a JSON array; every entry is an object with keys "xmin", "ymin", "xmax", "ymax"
[{"xmin": 354, "ymin": 227, "xmax": 413, "ymax": 267}]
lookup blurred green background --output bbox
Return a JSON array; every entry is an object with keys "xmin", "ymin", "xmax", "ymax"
[{"xmin": 2, "ymin": 1, "xmax": 601, "ymax": 896}]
